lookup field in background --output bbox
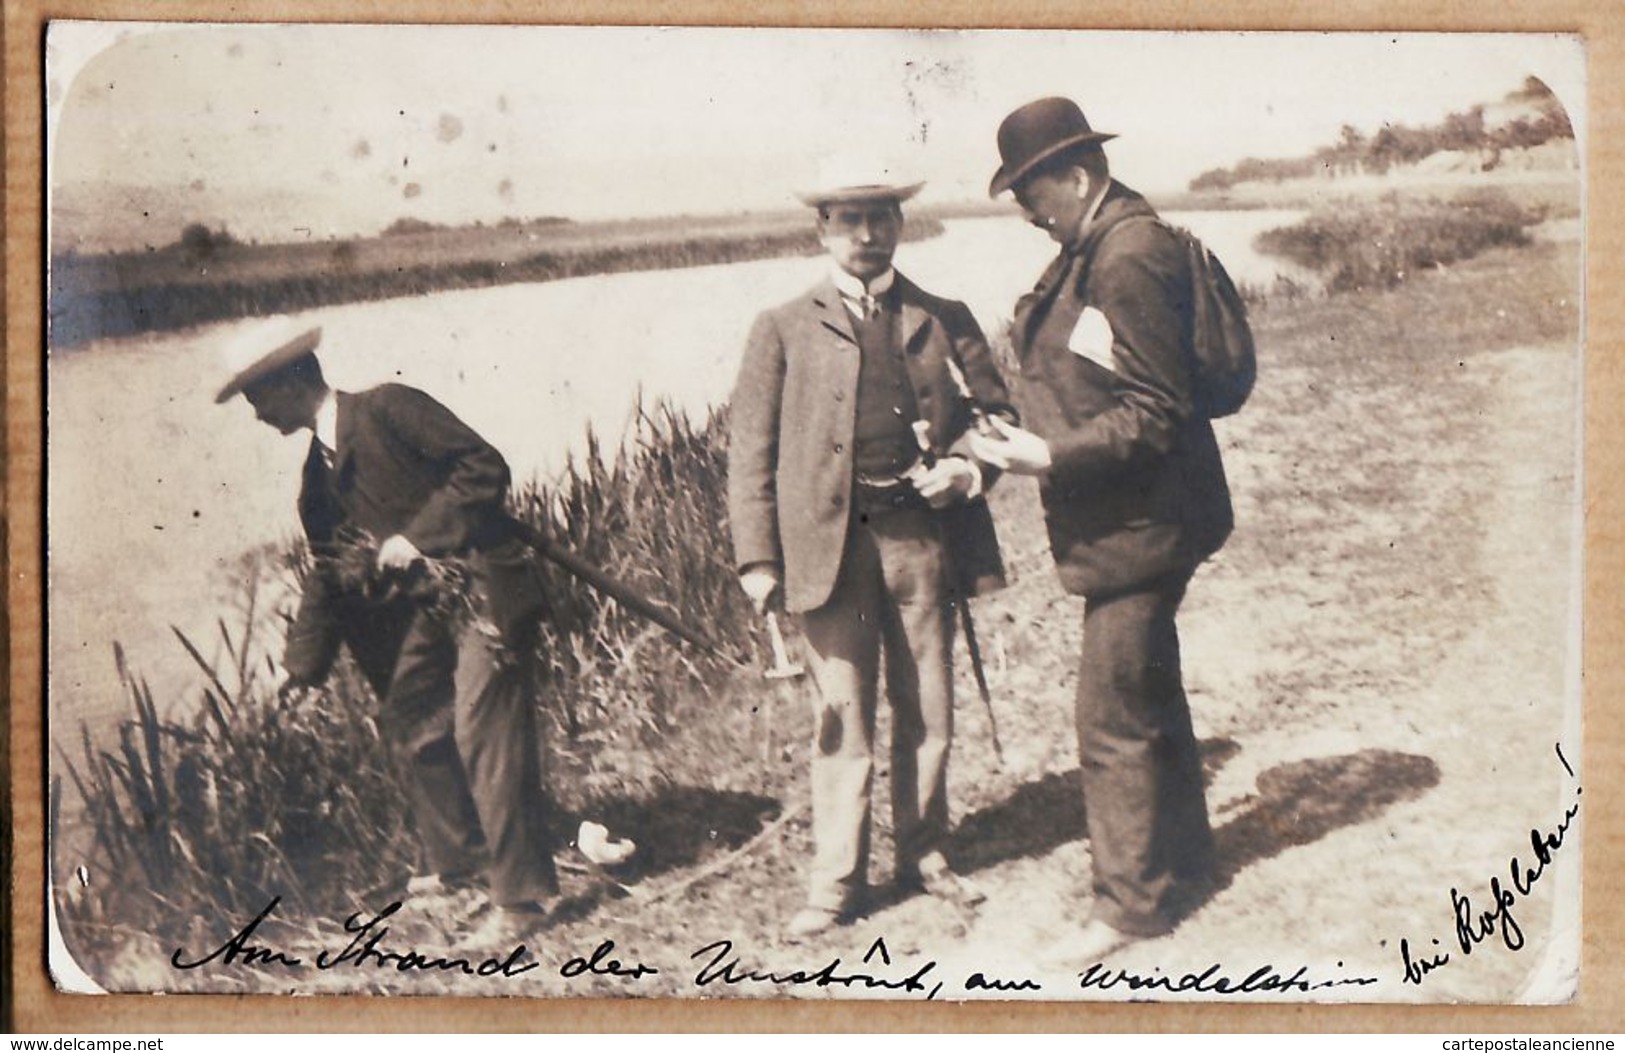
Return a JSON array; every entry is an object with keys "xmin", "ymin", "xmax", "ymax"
[{"xmin": 49, "ymin": 209, "xmax": 951, "ymax": 348}]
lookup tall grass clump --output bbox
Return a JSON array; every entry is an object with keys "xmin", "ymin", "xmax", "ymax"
[
  {"xmin": 57, "ymin": 396, "xmax": 754, "ymax": 970},
  {"xmin": 514, "ymin": 398, "xmax": 759, "ymax": 801},
  {"xmin": 1254, "ymin": 188, "xmax": 1543, "ymax": 294},
  {"xmin": 56, "ymin": 566, "xmax": 411, "ymax": 969}
]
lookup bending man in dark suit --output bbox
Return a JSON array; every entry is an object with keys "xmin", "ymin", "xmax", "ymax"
[
  {"xmin": 216, "ymin": 322, "xmax": 557, "ymax": 936},
  {"xmin": 972, "ymin": 98, "xmax": 1234, "ymax": 960},
  {"xmin": 727, "ymin": 163, "xmax": 1015, "ymax": 939}
]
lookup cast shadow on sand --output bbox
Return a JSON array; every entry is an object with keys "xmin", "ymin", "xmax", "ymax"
[
  {"xmin": 941, "ymin": 742, "xmax": 1440, "ymax": 888},
  {"xmin": 943, "ymin": 737, "xmax": 1242, "ymax": 872},
  {"xmin": 1210, "ymin": 748, "xmax": 1441, "ymax": 883}
]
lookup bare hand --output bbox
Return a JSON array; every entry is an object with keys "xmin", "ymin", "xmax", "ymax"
[
  {"xmin": 739, "ymin": 563, "xmax": 783, "ymax": 615},
  {"xmin": 376, "ymin": 534, "xmax": 423, "ymax": 572},
  {"xmin": 911, "ymin": 457, "xmax": 978, "ymax": 509},
  {"xmin": 968, "ymin": 415, "xmax": 1053, "ymax": 475}
]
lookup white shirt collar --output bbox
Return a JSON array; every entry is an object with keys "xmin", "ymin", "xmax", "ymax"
[
  {"xmin": 313, "ymin": 390, "xmax": 339, "ymax": 451},
  {"xmin": 1070, "ymin": 183, "xmax": 1110, "ymax": 246},
  {"xmin": 828, "ymin": 265, "xmax": 896, "ymax": 304}
]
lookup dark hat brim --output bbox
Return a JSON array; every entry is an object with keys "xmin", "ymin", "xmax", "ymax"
[
  {"xmin": 988, "ymin": 130, "xmax": 1116, "ymax": 198},
  {"xmin": 795, "ymin": 182, "xmax": 925, "ymax": 208},
  {"xmin": 214, "ymin": 326, "xmax": 323, "ymax": 403}
]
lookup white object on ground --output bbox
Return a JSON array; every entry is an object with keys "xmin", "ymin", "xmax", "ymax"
[{"xmin": 578, "ymin": 820, "xmax": 637, "ymax": 866}]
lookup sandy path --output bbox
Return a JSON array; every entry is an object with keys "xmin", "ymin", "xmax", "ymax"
[
  {"xmin": 1173, "ymin": 342, "xmax": 1578, "ymax": 1003},
  {"xmin": 840, "ymin": 338, "xmax": 1581, "ymax": 1003}
]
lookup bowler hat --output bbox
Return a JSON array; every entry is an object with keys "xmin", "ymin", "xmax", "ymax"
[
  {"xmin": 795, "ymin": 153, "xmax": 924, "ymax": 208},
  {"xmin": 214, "ymin": 318, "xmax": 323, "ymax": 403},
  {"xmin": 988, "ymin": 96, "xmax": 1116, "ymax": 198}
]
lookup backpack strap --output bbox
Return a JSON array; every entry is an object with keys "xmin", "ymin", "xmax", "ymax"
[{"xmin": 1077, "ymin": 212, "xmax": 1181, "ymax": 287}]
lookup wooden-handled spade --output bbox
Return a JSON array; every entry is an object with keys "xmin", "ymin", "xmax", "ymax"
[{"xmin": 763, "ymin": 611, "xmax": 804, "ymax": 681}]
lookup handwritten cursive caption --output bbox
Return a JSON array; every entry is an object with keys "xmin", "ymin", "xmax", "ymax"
[
  {"xmin": 171, "ymin": 897, "xmax": 1386, "ymax": 998},
  {"xmin": 170, "ymin": 898, "xmax": 543, "ymax": 979},
  {"xmin": 1396, "ymin": 742, "xmax": 1581, "ymax": 986}
]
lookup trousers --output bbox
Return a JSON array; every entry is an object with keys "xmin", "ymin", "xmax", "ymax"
[
  {"xmin": 798, "ymin": 508, "xmax": 955, "ymax": 914},
  {"xmin": 359, "ymin": 597, "xmax": 558, "ymax": 907},
  {"xmin": 1075, "ymin": 571, "xmax": 1215, "ymax": 935}
]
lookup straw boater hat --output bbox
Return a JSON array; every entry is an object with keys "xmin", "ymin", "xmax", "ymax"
[
  {"xmin": 795, "ymin": 153, "xmax": 924, "ymax": 208},
  {"xmin": 988, "ymin": 96, "xmax": 1117, "ymax": 198},
  {"xmin": 214, "ymin": 318, "xmax": 323, "ymax": 403}
]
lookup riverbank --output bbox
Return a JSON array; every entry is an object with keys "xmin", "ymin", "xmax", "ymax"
[
  {"xmin": 48, "ymin": 210, "xmax": 947, "ymax": 348},
  {"xmin": 56, "ymin": 208, "xmax": 1582, "ymax": 1002}
]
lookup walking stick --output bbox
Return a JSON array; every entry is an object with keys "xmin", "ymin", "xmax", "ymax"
[
  {"xmin": 912, "ymin": 418, "xmax": 1005, "ymax": 767},
  {"xmin": 958, "ymin": 599, "xmax": 1005, "ymax": 767},
  {"xmin": 502, "ymin": 516, "xmax": 726, "ymax": 658}
]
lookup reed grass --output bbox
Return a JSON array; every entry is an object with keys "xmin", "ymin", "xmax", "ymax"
[
  {"xmin": 56, "ymin": 605, "xmax": 411, "ymax": 961},
  {"xmin": 517, "ymin": 400, "xmax": 758, "ymax": 800},
  {"xmin": 56, "ymin": 395, "xmax": 755, "ymax": 969}
]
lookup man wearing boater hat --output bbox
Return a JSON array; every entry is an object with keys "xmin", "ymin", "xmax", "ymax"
[
  {"xmin": 971, "ymin": 98, "xmax": 1234, "ymax": 960},
  {"xmin": 215, "ymin": 321, "xmax": 558, "ymax": 940},
  {"xmin": 727, "ymin": 160, "xmax": 1015, "ymax": 939}
]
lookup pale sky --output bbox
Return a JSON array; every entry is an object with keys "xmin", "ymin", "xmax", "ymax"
[{"xmin": 46, "ymin": 24, "xmax": 1584, "ymax": 245}]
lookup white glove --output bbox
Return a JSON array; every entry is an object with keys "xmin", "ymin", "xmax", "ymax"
[
  {"xmin": 375, "ymin": 533, "xmax": 424, "ymax": 571},
  {"xmin": 911, "ymin": 456, "xmax": 981, "ymax": 508},
  {"xmin": 739, "ymin": 563, "xmax": 783, "ymax": 615}
]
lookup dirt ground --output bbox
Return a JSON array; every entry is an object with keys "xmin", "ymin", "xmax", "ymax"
[{"xmin": 77, "ymin": 229, "xmax": 1583, "ymax": 1007}]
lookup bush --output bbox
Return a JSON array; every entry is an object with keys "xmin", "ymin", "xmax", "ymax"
[
  {"xmin": 1253, "ymin": 190, "xmax": 1540, "ymax": 293},
  {"xmin": 174, "ymin": 223, "xmax": 238, "ymax": 265},
  {"xmin": 381, "ymin": 216, "xmax": 442, "ymax": 236}
]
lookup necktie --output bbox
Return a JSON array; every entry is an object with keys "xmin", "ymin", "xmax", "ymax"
[
  {"xmin": 859, "ymin": 294, "xmax": 879, "ymax": 320},
  {"xmin": 304, "ymin": 437, "xmax": 344, "ymax": 540}
]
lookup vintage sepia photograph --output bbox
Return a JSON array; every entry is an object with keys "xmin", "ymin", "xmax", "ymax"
[{"xmin": 41, "ymin": 23, "xmax": 1585, "ymax": 1004}]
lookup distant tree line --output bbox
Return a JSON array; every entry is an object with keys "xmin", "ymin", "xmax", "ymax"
[
  {"xmin": 1190, "ymin": 77, "xmax": 1574, "ymax": 192},
  {"xmin": 382, "ymin": 215, "xmax": 573, "ymax": 235}
]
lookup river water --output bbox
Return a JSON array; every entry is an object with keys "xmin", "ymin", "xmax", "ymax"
[{"xmin": 47, "ymin": 210, "xmax": 1306, "ymax": 731}]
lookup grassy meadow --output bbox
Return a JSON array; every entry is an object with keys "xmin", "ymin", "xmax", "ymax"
[{"xmin": 53, "ymin": 183, "xmax": 1581, "ymax": 1002}]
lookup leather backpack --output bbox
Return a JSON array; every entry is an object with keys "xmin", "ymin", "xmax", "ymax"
[{"xmin": 1102, "ymin": 217, "xmax": 1258, "ymax": 419}]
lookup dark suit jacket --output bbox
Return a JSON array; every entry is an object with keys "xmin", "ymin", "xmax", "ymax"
[
  {"xmin": 284, "ymin": 383, "xmax": 545, "ymax": 686},
  {"xmin": 728, "ymin": 272, "xmax": 1015, "ymax": 613},
  {"xmin": 1013, "ymin": 182, "xmax": 1233, "ymax": 597}
]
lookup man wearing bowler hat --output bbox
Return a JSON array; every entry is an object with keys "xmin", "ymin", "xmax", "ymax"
[
  {"xmin": 216, "ymin": 320, "xmax": 559, "ymax": 940},
  {"xmin": 971, "ymin": 98, "xmax": 1234, "ymax": 960},
  {"xmin": 727, "ymin": 160, "xmax": 1016, "ymax": 939}
]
